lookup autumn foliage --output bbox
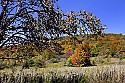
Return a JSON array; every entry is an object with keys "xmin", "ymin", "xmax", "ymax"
[{"xmin": 61, "ymin": 34, "xmax": 125, "ymax": 67}]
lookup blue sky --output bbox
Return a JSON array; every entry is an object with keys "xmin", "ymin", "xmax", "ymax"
[
  {"xmin": 0, "ymin": 0, "xmax": 124, "ymax": 34},
  {"xmin": 57, "ymin": 0, "xmax": 125, "ymax": 34}
]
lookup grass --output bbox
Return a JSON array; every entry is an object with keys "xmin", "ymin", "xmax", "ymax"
[
  {"xmin": 1, "ymin": 65, "xmax": 125, "ymax": 83},
  {"xmin": 90, "ymin": 57, "xmax": 125, "ymax": 65},
  {"xmin": 0, "ymin": 57, "xmax": 125, "ymax": 73},
  {"xmin": 1, "ymin": 57, "xmax": 125, "ymax": 83},
  {"xmin": 46, "ymin": 62, "xmax": 65, "ymax": 68}
]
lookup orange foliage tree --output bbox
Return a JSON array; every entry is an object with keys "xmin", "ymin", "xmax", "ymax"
[{"xmin": 70, "ymin": 39, "xmax": 92, "ymax": 67}]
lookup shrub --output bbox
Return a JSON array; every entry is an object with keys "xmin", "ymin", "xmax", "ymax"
[
  {"xmin": 42, "ymin": 49, "xmax": 56, "ymax": 60},
  {"xmin": 35, "ymin": 60, "xmax": 46, "ymax": 68},
  {"xmin": 27, "ymin": 59, "xmax": 35, "ymax": 67},
  {"xmin": 50, "ymin": 58, "xmax": 58, "ymax": 63},
  {"xmin": 68, "ymin": 43, "xmax": 92, "ymax": 67},
  {"xmin": 66, "ymin": 56, "xmax": 73, "ymax": 67},
  {"xmin": 22, "ymin": 60, "xmax": 29, "ymax": 69}
]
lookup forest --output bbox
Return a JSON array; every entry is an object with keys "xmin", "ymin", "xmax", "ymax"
[{"xmin": 0, "ymin": 0, "xmax": 125, "ymax": 83}]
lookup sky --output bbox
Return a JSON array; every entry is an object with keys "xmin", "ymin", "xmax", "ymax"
[
  {"xmin": 57, "ymin": 0, "xmax": 125, "ymax": 34},
  {"xmin": 0, "ymin": 0, "xmax": 124, "ymax": 34}
]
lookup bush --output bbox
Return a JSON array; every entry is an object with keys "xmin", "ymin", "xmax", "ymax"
[
  {"xmin": 35, "ymin": 60, "xmax": 46, "ymax": 68},
  {"xmin": 66, "ymin": 56, "xmax": 73, "ymax": 67},
  {"xmin": 0, "ymin": 64, "xmax": 6, "ymax": 70},
  {"xmin": 50, "ymin": 58, "xmax": 58, "ymax": 63},
  {"xmin": 27, "ymin": 59, "xmax": 34, "ymax": 67},
  {"xmin": 22, "ymin": 60, "xmax": 29, "ymax": 69},
  {"xmin": 67, "ymin": 43, "xmax": 92, "ymax": 67},
  {"xmin": 42, "ymin": 49, "xmax": 56, "ymax": 60}
]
